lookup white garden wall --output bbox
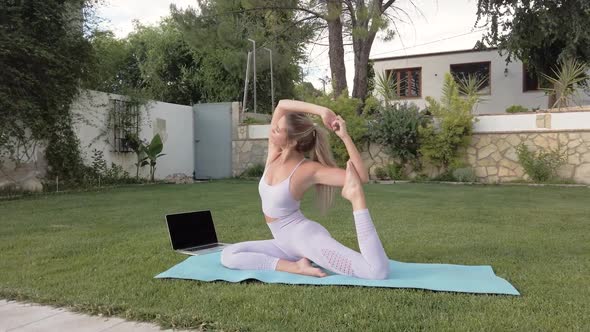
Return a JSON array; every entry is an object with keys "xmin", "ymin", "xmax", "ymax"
[{"xmin": 71, "ymin": 90, "xmax": 194, "ymax": 180}]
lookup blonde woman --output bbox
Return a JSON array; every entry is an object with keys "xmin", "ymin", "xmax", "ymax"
[{"xmin": 221, "ymin": 100, "xmax": 389, "ymax": 279}]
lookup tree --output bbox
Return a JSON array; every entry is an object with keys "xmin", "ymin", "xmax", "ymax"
[
  {"xmin": 170, "ymin": 0, "xmax": 317, "ymax": 112},
  {"xmin": 245, "ymin": 0, "xmax": 420, "ymax": 104},
  {"xmin": 294, "ymin": 81, "xmax": 324, "ymax": 100},
  {"xmin": 326, "ymin": 0, "xmax": 348, "ymax": 97},
  {"xmin": 84, "ymin": 20, "xmax": 201, "ymax": 105},
  {"xmin": 0, "ymin": 0, "xmax": 98, "ymax": 182},
  {"xmin": 475, "ymin": 0, "xmax": 590, "ymax": 106}
]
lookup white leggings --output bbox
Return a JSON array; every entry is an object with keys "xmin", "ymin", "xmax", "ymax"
[{"xmin": 220, "ymin": 209, "xmax": 389, "ymax": 280}]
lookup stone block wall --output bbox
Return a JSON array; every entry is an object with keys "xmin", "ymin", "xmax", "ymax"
[
  {"xmin": 468, "ymin": 131, "xmax": 590, "ymax": 184},
  {"xmin": 231, "ymin": 111, "xmax": 590, "ymax": 184},
  {"xmin": 232, "ymin": 125, "xmax": 269, "ymax": 177},
  {"xmin": 359, "ymin": 131, "xmax": 590, "ymax": 184}
]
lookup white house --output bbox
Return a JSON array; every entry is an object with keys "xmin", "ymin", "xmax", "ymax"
[{"xmin": 371, "ymin": 48, "xmax": 590, "ymax": 114}]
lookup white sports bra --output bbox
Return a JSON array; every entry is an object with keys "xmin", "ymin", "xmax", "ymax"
[{"xmin": 258, "ymin": 158, "xmax": 306, "ymax": 219}]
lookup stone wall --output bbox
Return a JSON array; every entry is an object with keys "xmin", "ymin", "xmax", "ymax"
[
  {"xmin": 232, "ymin": 125, "xmax": 269, "ymax": 177},
  {"xmin": 233, "ymin": 126, "xmax": 590, "ymax": 184},
  {"xmin": 468, "ymin": 131, "xmax": 590, "ymax": 184},
  {"xmin": 360, "ymin": 131, "xmax": 590, "ymax": 184},
  {"xmin": 231, "ymin": 109, "xmax": 590, "ymax": 184}
]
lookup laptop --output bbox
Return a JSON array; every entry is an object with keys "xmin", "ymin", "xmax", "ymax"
[{"xmin": 165, "ymin": 210, "xmax": 230, "ymax": 255}]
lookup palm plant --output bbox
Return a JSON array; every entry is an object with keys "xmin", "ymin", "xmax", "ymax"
[
  {"xmin": 143, "ymin": 134, "xmax": 166, "ymax": 182},
  {"xmin": 375, "ymin": 71, "xmax": 405, "ymax": 106},
  {"xmin": 540, "ymin": 58, "xmax": 588, "ymax": 109},
  {"xmin": 125, "ymin": 133, "xmax": 148, "ymax": 180}
]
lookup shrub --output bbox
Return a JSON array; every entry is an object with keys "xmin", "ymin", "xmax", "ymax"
[
  {"xmin": 90, "ymin": 149, "xmax": 108, "ymax": 176},
  {"xmin": 308, "ymin": 94, "xmax": 368, "ymax": 167},
  {"xmin": 387, "ymin": 163, "xmax": 405, "ymax": 180},
  {"xmin": 374, "ymin": 166, "xmax": 388, "ymax": 180},
  {"xmin": 241, "ymin": 163, "xmax": 265, "ymax": 178},
  {"xmin": 506, "ymin": 105, "xmax": 529, "ymax": 113},
  {"xmin": 242, "ymin": 117, "xmax": 269, "ymax": 125},
  {"xmin": 369, "ymin": 102, "xmax": 424, "ymax": 168},
  {"xmin": 419, "ymin": 73, "xmax": 477, "ymax": 171},
  {"xmin": 431, "ymin": 170, "xmax": 457, "ymax": 182},
  {"xmin": 413, "ymin": 173, "xmax": 429, "ymax": 181},
  {"xmin": 452, "ymin": 167, "xmax": 477, "ymax": 182},
  {"xmin": 516, "ymin": 143, "xmax": 566, "ymax": 182}
]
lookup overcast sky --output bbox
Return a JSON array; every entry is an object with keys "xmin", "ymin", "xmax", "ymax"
[{"xmin": 96, "ymin": 0, "xmax": 487, "ymax": 92}]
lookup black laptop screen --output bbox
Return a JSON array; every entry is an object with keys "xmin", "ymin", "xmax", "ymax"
[{"xmin": 166, "ymin": 210, "xmax": 218, "ymax": 250}]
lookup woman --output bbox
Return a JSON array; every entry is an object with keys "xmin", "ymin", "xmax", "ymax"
[{"xmin": 221, "ymin": 100, "xmax": 389, "ymax": 279}]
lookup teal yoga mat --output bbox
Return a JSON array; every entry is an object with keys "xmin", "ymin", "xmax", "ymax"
[{"xmin": 155, "ymin": 252, "xmax": 519, "ymax": 295}]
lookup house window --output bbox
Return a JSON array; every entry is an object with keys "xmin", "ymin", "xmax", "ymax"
[
  {"xmin": 450, "ymin": 61, "xmax": 491, "ymax": 94},
  {"xmin": 385, "ymin": 67, "xmax": 421, "ymax": 98},
  {"xmin": 111, "ymin": 99, "xmax": 140, "ymax": 153},
  {"xmin": 523, "ymin": 64, "xmax": 540, "ymax": 92}
]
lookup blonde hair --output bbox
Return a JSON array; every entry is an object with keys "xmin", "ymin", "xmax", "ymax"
[{"xmin": 285, "ymin": 113, "xmax": 336, "ymax": 215}]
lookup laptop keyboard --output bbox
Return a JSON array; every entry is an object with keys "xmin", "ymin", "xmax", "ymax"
[{"xmin": 188, "ymin": 243, "xmax": 220, "ymax": 251}]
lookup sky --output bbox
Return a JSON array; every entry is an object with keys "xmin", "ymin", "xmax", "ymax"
[{"xmin": 96, "ymin": 0, "xmax": 488, "ymax": 92}]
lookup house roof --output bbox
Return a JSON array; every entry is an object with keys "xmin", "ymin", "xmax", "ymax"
[{"xmin": 371, "ymin": 47, "xmax": 499, "ymax": 62}]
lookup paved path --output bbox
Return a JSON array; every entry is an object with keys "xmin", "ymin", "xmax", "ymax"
[{"xmin": 0, "ymin": 300, "xmax": 193, "ymax": 332}]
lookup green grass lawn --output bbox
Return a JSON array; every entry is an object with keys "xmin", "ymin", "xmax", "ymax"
[{"xmin": 1, "ymin": 181, "xmax": 589, "ymax": 331}]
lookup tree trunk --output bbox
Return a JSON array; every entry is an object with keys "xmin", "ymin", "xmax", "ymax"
[
  {"xmin": 326, "ymin": 0, "xmax": 347, "ymax": 97},
  {"xmin": 352, "ymin": 32, "xmax": 377, "ymax": 106},
  {"xmin": 548, "ymin": 93, "xmax": 557, "ymax": 110}
]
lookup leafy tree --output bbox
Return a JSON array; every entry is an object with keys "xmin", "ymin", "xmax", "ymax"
[
  {"xmin": 294, "ymin": 81, "xmax": 324, "ymax": 100},
  {"xmin": 170, "ymin": 0, "xmax": 317, "ymax": 112},
  {"xmin": 475, "ymin": 0, "xmax": 590, "ymax": 106},
  {"xmin": 233, "ymin": 0, "xmax": 419, "ymax": 103},
  {"xmin": 0, "ymin": 0, "xmax": 98, "ymax": 182},
  {"xmin": 84, "ymin": 20, "xmax": 200, "ymax": 105}
]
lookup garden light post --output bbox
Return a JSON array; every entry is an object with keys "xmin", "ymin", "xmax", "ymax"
[
  {"xmin": 248, "ymin": 38, "xmax": 256, "ymax": 113},
  {"xmin": 263, "ymin": 47, "xmax": 274, "ymax": 112}
]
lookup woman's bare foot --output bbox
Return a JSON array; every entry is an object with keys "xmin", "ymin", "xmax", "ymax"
[
  {"xmin": 341, "ymin": 161, "xmax": 366, "ymax": 210},
  {"xmin": 295, "ymin": 258, "xmax": 327, "ymax": 277}
]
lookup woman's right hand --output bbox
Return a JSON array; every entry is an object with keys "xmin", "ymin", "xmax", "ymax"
[{"xmin": 331, "ymin": 116, "xmax": 348, "ymax": 139}]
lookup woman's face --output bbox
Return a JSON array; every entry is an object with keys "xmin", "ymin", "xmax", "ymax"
[{"xmin": 270, "ymin": 116, "xmax": 290, "ymax": 148}]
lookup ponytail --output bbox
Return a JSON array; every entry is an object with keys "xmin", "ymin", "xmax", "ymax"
[
  {"xmin": 285, "ymin": 113, "xmax": 337, "ymax": 215},
  {"xmin": 310, "ymin": 126, "xmax": 337, "ymax": 215}
]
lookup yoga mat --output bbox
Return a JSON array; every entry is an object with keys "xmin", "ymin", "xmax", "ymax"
[{"xmin": 155, "ymin": 252, "xmax": 519, "ymax": 295}]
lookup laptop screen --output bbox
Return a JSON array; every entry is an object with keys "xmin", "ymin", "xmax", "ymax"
[{"xmin": 166, "ymin": 210, "xmax": 218, "ymax": 250}]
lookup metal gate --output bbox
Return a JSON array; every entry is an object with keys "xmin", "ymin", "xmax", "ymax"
[{"xmin": 193, "ymin": 103, "xmax": 232, "ymax": 179}]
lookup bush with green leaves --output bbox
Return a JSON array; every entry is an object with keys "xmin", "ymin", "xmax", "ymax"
[
  {"xmin": 90, "ymin": 149, "xmax": 108, "ymax": 176},
  {"xmin": 506, "ymin": 105, "xmax": 529, "ymax": 113},
  {"xmin": 419, "ymin": 73, "xmax": 477, "ymax": 171},
  {"xmin": 516, "ymin": 143, "xmax": 566, "ymax": 182},
  {"xmin": 87, "ymin": 149, "xmax": 139, "ymax": 185},
  {"xmin": 431, "ymin": 170, "xmax": 457, "ymax": 182},
  {"xmin": 386, "ymin": 163, "xmax": 406, "ymax": 180},
  {"xmin": 413, "ymin": 173, "xmax": 429, "ymax": 181},
  {"xmin": 369, "ymin": 102, "xmax": 424, "ymax": 168},
  {"xmin": 241, "ymin": 164, "xmax": 265, "ymax": 178},
  {"xmin": 124, "ymin": 133, "xmax": 148, "ymax": 180},
  {"xmin": 374, "ymin": 166, "xmax": 388, "ymax": 180},
  {"xmin": 452, "ymin": 167, "xmax": 477, "ymax": 182},
  {"xmin": 242, "ymin": 117, "xmax": 270, "ymax": 125},
  {"xmin": 308, "ymin": 94, "xmax": 369, "ymax": 167},
  {"xmin": 144, "ymin": 134, "xmax": 166, "ymax": 182}
]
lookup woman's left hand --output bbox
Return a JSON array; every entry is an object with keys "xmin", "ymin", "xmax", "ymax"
[
  {"xmin": 331, "ymin": 116, "xmax": 349, "ymax": 139},
  {"xmin": 321, "ymin": 108, "xmax": 337, "ymax": 130}
]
